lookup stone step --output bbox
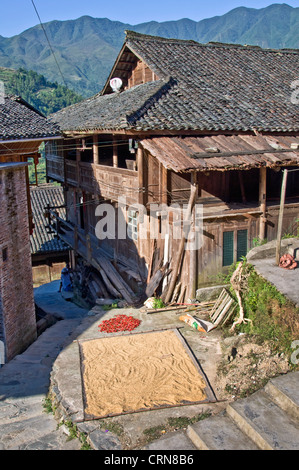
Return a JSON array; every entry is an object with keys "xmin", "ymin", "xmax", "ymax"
[
  {"xmin": 227, "ymin": 390, "xmax": 299, "ymax": 450},
  {"xmin": 186, "ymin": 412, "xmax": 259, "ymax": 450},
  {"xmin": 144, "ymin": 430, "xmax": 197, "ymax": 451},
  {"xmin": 0, "ymin": 414, "xmax": 59, "ymax": 449},
  {"xmin": 264, "ymin": 371, "xmax": 299, "ymax": 421},
  {"xmin": 0, "ymin": 397, "xmax": 45, "ymax": 425},
  {"xmin": 16, "ymin": 429, "xmax": 82, "ymax": 450}
]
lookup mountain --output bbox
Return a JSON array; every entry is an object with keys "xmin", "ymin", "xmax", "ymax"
[
  {"xmin": 0, "ymin": 4, "xmax": 298, "ymax": 98},
  {"xmin": 0, "ymin": 67, "xmax": 82, "ymax": 115}
]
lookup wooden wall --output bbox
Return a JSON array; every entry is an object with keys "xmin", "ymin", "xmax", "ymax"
[{"xmin": 127, "ymin": 59, "xmax": 159, "ymax": 89}]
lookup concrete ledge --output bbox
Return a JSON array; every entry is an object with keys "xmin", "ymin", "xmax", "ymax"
[
  {"xmin": 196, "ymin": 285, "xmax": 229, "ymax": 302},
  {"xmin": 247, "ymin": 238, "xmax": 299, "ymax": 261}
]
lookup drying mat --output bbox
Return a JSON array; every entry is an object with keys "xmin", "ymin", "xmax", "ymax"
[{"xmin": 78, "ymin": 329, "xmax": 216, "ymax": 420}]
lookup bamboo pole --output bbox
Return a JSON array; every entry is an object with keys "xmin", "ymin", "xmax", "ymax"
[{"xmin": 276, "ymin": 169, "xmax": 288, "ymax": 266}]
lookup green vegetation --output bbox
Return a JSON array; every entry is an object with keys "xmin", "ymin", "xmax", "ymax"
[
  {"xmin": 27, "ymin": 156, "xmax": 47, "ymax": 185},
  {"xmin": 143, "ymin": 412, "xmax": 211, "ymax": 444},
  {"xmin": 42, "ymin": 396, "xmax": 55, "ymax": 414},
  {"xmin": 151, "ymin": 297, "xmax": 165, "ymax": 309},
  {"xmin": 0, "ymin": 67, "xmax": 82, "ymax": 115},
  {"xmin": 0, "ymin": 4, "xmax": 298, "ymax": 97},
  {"xmin": 226, "ymin": 263, "xmax": 299, "ymax": 361}
]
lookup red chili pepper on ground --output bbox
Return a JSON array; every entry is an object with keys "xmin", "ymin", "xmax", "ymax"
[{"xmin": 98, "ymin": 314, "xmax": 141, "ymax": 333}]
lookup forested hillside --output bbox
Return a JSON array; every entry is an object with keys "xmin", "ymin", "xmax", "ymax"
[
  {"xmin": 0, "ymin": 4, "xmax": 298, "ymax": 97},
  {"xmin": 0, "ymin": 67, "xmax": 82, "ymax": 115}
]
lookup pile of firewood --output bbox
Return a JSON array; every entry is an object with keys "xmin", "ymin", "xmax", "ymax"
[{"xmin": 73, "ymin": 254, "xmax": 144, "ymax": 307}]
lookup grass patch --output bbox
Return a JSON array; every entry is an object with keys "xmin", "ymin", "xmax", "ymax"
[
  {"xmin": 42, "ymin": 396, "xmax": 54, "ymax": 414},
  {"xmin": 99, "ymin": 420, "xmax": 124, "ymax": 437},
  {"xmin": 142, "ymin": 412, "xmax": 211, "ymax": 444},
  {"xmin": 225, "ymin": 263, "xmax": 299, "ymax": 363}
]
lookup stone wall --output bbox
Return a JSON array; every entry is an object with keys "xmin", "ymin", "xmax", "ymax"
[{"xmin": 0, "ymin": 164, "xmax": 37, "ymax": 362}]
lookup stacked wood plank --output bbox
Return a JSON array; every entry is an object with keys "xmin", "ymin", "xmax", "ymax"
[{"xmin": 208, "ymin": 289, "xmax": 237, "ymax": 328}]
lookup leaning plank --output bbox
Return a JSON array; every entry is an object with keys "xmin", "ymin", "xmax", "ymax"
[
  {"xmin": 213, "ymin": 298, "xmax": 234, "ymax": 326},
  {"xmin": 210, "ymin": 293, "xmax": 231, "ymax": 323},
  {"xmin": 145, "ymin": 268, "xmax": 164, "ymax": 297},
  {"xmin": 95, "ymin": 257, "xmax": 135, "ymax": 304},
  {"xmin": 164, "ymin": 184, "xmax": 197, "ymax": 304},
  {"xmin": 92, "ymin": 260, "xmax": 122, "ymax": 299},
  {"xmin": 210, "ymin": 289, "xmax": 228, "ymax": 319},
  {"xmin": 92, "ymin": 274, "xmax": 110, "ymax": 299},
  {"xmin": 221, "ymin": 305, "xmax": 237, "ymax": 326}
]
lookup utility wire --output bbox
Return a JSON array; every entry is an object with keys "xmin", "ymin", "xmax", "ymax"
[{"xmin": 30, "ymin": 0, "xmax": 68, "ymax": 88}]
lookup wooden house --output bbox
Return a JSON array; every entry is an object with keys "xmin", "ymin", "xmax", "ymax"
[
  {"xmin": 46, "ymin": 31, "xmax": 299, "ymax": 302},
  {"xmin": 0, "ymin": 94, "xmax": 60, "ymax": 362},
  {"xmin": 30, "ymin": 184, "xmax": 69, "ymax": 286}
]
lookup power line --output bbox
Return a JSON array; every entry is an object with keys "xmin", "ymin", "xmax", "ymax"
[{"xmin": 30, "ymin": 0, "xmax": 68, "ymax": 88}]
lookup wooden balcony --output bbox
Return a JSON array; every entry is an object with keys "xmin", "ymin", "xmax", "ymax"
[
  {"xmin": 46, "ymin": 154, "xmax": 64, "ymax": 183},
  {"xmin": 46, "ymin": 154, "xmax": 139, "ymax": 205}
]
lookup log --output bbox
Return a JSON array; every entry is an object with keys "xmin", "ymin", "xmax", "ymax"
[
  {"xmin": 145, "ymin": 267, "xmax": 164, "ymax": 297},
  {"xmin": 164, "ymin": 184, "xmax": 197, "ymax": 303}
]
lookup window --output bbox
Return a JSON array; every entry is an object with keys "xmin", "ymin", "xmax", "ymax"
[
  {"xmin": 223, "ymin": 231, "xmax": 234, "ymax": 267},
  {"xmin": 127, "ymin": 210, "xmax": 138, "ymax": 241},
  {"xmin": 223, "ymin": 229, "xmax": 248, "ymax": 266}
]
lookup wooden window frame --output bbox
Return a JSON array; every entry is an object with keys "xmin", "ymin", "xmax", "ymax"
[{"xmin": 223, "ymin": 228, "xmax": 248, "ymax": 267}]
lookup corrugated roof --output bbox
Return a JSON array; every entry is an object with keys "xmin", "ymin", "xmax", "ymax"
[
  {"xmin": 30, "ymin": 184, "xmax": 68, "ymax": 255},
  {"xmin": 0, "ymin": 95, "xmax": 61, "ymax": 141},
  {"xmin": 140, "ymin": 135, "xmax": 299, "ymax": 172},
  {"xmin": 50, "ymin": 31, "xmax": 299, "ymax": 134}
]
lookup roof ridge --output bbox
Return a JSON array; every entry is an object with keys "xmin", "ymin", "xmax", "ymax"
[
  {"xmin": 126, "ymin": 76, "xmax": 176, "ymax": 126},
  {"xmin": 125, "ymin": 30, "xmax": 198, "ymax": 45},
  {"xmin": 125, "ymin": 30, "xmax": 299, "ymax": 54},
  {"xmin": 7, "ymin": 94, "xmax": 47, "ymax": 117}
]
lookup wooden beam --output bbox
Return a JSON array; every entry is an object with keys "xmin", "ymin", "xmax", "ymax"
[
  {"xmin": 113, "ymin": 137, "xmax": 118, "ymax": 168},
  {"xmin": 188, "ymin": 172, "xmax": 198, "ymax": 300},
  {"xmin": 164, "ymin": 184, "xmax": 197, "ymax": 304},
  {"xmin": 137, "ymin": 147, "xmax": 145, "ymax": 205},
  {"xmin": 276, "ymin": 169, "xmax": 288, "ymax": 265},
  {"xmin": 93, "ymin": 134, "xmax": 99, "ymax": 165},
  {"xmin": 259, "ymin": 166, "xmax": 267, "ymax": 241}
]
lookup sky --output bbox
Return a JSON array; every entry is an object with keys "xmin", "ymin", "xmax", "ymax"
[{"xmin": 0, "ymin": 0, "xmax": 298, "ymax": 38}]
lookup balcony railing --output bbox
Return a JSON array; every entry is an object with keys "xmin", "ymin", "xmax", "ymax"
[{"xmin": 46, "ymin": 154, "xmax": 139, "ymax": 204}]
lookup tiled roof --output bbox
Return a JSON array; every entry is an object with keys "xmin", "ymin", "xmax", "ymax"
[
  {"xmin": 30, "ymin": 184, "xmax": 68, "ymax": 255},
  {"xmin": 50, "ymin": 31, "xmax": 299, "ymax": 134},
  {"xmin": 50, "ymin": 79, "xmax": 172, "ymax": 133},
  {"xmin": 0, "ymin": 95, "xmax": 61, "ymax": 141},
  {"xmin": 141, "ymin": 135, "xmax": 299, "ymax": 172}
]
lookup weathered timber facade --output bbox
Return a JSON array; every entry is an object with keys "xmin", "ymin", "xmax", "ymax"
[{"xmin": 46, "ymin": 32, "xmax": 299, "ymax": 301}]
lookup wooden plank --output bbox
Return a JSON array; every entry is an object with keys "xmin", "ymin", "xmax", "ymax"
[
  {"xmin": 95, "ymin": 256, "xmax": 136, "ymax": 303},
  {"xmin": 164, "ymin": 184, "xmax": 197, "ymax": 303},
  {"xmin": 213, "ymin": 298, "xmax": 234, "ymax": 326},
  {"xmin": 276, "ymin": 169, "xmax": 288, "ymax": 265}
]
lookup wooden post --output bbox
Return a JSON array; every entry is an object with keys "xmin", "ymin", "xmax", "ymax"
[
  {"xmin": 188, "ymin": 172, "xmax": 198, "ymax": 300},
  {"xmin": 259, "ymin": 167, "xmax": 267, "ymax": 241},
  {"xmin": 74, "ymin": 225, "xmax": 78, "ymax": 254},
  {"xmin": 161, "ymin": 165, "xmax": 168, "ymax": 205},
  {"xmin": 276, "ymin": 169, "xmax": 288, "ymax": 265},
  {"xmin": 113, "ymin": 137, "xmax": 118, "ymax": 168},
  {"xmin": 76, "ymin": 140, "xmax": 80, "ymax": 183},
  {"xmin": 93, "ymin": 134, "xmax": 99, "ymax": 165},
  {"xmin": 164, "ymin": 184, "xmax": 197, "ymax": 304},
  {"xmin": 86, "ymin": 233, "xmax": 92, "ymax": 262},
  {"xmin": 137, "ymin": 147, "xmax": 144, "ymax": 205}
]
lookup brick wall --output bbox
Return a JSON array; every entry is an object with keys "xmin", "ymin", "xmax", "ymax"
[{"xmin": 0, "ymin": 164, "xmax": 37, "ymax": 362}]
